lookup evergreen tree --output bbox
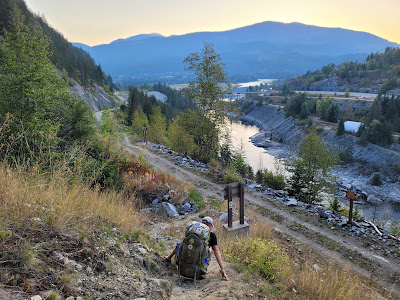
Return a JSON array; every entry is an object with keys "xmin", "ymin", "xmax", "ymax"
[
  {"xmin": 336, "ymin": 118, "xmax": 345, "ymax": 136},
  {"xmin": 0, "ymin": 8, "xmax": 91, "ymax": 160}
]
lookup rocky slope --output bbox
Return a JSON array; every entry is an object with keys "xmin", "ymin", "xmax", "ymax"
[
  {"xmin": 240, "ymin": 104, "xmax": 400, "ymax": 203},
  {"xmin": 70, "ymin": 80, "xmax": 119, "ymax": 111}
]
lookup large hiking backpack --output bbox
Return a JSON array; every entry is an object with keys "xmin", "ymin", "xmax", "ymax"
[{"xmin": 176, "ymin": 221, "xmax": 210, "ymax": 285}]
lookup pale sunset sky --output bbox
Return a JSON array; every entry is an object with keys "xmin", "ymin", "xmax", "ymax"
[{"xmin": 24, "ymin": 0, "xmax": 400, "ymax": 46}]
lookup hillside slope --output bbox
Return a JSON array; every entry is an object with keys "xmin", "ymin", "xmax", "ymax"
[{"xmin": 284, "ymin": 47, "xmax": 400, "ymax": 94}]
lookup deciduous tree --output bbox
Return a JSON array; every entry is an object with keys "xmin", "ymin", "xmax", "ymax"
[
  {"xmin": 184, "ymin": 43, "xmax": 232, "ymax": 161},
  {"xmin": 287, "ymin": 130, "xmax": 338, "ymax": 204}
]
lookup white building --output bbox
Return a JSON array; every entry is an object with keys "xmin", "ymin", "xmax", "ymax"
[{"xmin": 344, "ymin": 121, "xmax": 362, "ymax": 133}]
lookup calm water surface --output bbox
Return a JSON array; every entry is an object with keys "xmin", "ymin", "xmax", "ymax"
[{"xmin": 227, "ymin": 120, "xmax": 279, "ymax": 173}]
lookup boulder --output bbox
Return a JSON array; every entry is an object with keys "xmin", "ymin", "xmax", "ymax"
[
  {"xmin": 219, "ymin": 211, "xmax": 238, "ymax": 223},
  {"xmin": 285, "ymin": 197, "xmax": 298, "ymax": 206},
  {"xmin": 367, "ymin": 195, "xmax": 383, "ymax": 205},
  {"xmin": 317, "ymin": 207, "xmax": 330, "ymax": 219},
  {"xmin": 181, "ymin": 202, "xmax": 191, "ymax": 212},
  {"xmin": 161, "ymin": 202, "xmax": 178, "ymax": 218}
]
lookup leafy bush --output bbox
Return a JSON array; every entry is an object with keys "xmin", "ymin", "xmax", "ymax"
[
  {"xmin": 224, "ymin": 237, "xmax": 289, "ymax": 282},
  {"xmin": 369, "ymin": 173, "xmax": 383, "ymax": 186},
  {"xmin": 262, "ymin": 171, "xmax": 285, "ymax": 190}
]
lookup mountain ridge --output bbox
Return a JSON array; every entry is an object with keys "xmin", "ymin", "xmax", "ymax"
[{"xmin": 73, "ymin": 21, "xmax": 399, "ymax": 85}]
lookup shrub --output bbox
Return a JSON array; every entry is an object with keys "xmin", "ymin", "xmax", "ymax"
[
  {"xmin": 390, "ymin": 220, "xmax": 400, "ymax": 236},
  {"xmin": 262, "ymin": 171, "xmax": 285, "ymax": 190},
  {"xmin": 353, "ymin": 205, "xmax": 364, "ymax": 221},
  {"xmin": 369, "ymin": 173, "xmax": 383, "ymax": 186},
  {"xmin": 224, "ymin": 237, "xmax": 289, "ymax": 282},
  {"xmin": 328, "ymin": 197, "xmax": 342, "ymax": 213}
]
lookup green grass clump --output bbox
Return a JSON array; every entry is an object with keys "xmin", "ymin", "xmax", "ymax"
[
  {"xmin": 224, "ymin": 237, "xmax": 289, "ymax": 282},
  {"xmin": 188, "ymin": 188, "xmax": 205, "ymax": 209}
]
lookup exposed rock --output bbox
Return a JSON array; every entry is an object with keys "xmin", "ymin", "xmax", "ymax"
[
  {"xmin": 70, "ymin": 81, "xmax": 118, "ymax": 111},
  {"xmin": 31, "ymin": 296, "xmax": 42, "ymax": 300},
  {"xmin": 285, "ymin": 197, "xmax": 298, "ymax": 206},
  {"xmin": 160, "ymin": 202, "xmax": 178, "ymax": 218},
  {"xmin": 367, "ymin": 195, "xmax": 383, "ymax": 205}
]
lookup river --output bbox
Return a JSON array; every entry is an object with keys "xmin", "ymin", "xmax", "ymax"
[{"xmin": 227, "ymin": 120, "xmax": 280, "ymax": 173}]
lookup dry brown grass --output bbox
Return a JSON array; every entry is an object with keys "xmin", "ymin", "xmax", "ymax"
[{"xmin": 0, "ymin": 162, "xmax": 146, "ymax": 234}]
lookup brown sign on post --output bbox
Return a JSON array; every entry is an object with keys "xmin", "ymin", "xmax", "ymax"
[
  {"xmin": 224, "ymin": 181, "xmax": 245, "ymax": 228},
  {"xmin": 346, "ymin": 191, "xmax": 357, "ymax": 224}
]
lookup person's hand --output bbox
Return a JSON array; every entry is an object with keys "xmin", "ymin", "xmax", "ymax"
[{"xmin": 220, "ymin": 268, "xmax": 229, "ymax": 280}]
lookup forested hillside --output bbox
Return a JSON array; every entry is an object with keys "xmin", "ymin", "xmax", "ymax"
[
  {"xmin": 0, "ymin": 0, "xmax": 116, "ymax": 89},
  {"xmin": 285, "ymin": 47, "xmax": 400, "ymax": 94}
]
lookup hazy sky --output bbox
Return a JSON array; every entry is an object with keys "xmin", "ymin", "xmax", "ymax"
[{"xmin": 24, "ymin": 0, "xmax": 400, "ymax": 46}]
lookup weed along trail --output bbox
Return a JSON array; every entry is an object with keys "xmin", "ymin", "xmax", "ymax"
[{"xmin": 125, "ymin": 140, "xmax": 400, "ymax": 297}]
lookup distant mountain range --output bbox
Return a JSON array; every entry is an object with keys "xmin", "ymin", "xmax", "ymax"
[{"xmin": 73, "ymin": 22, "xmax": 399, "ymax": 85}]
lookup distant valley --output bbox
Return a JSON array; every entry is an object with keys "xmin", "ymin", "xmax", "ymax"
[{"xmin": 74, "ymin": 22, "xmax": 399, "ymax": 85}]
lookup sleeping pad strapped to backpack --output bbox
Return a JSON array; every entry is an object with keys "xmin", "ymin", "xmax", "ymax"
[{"xmin": 176, "ymin": 221, "xmax": 211, "ymax": 280}]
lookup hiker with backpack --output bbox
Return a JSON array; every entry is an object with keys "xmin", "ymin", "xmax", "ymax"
[{"xmin": 165, "ymin": 216, "xmax": 229, "ymax": 282}]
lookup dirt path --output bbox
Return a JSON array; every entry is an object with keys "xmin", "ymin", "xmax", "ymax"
[{"xmin": 124, "ymin": 139, "xmax": 400, "ymax": 296}]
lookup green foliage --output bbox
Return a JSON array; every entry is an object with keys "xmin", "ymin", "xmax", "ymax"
[
  {"xmin": 284, "ymin": 93, "xmax": 307, "ymax": 118},
  {"xmin": 389, "ymin": 221, "xmax": 400, "ymax": 236},
  {"xmin": 328, "ymin": 197, "xmax": 343, "ymax": 213},
  {"xmin": 287, "ymin": 130, "xmax": 338, "ymax": 204},
  {"xmin": 0, "ymin": 0, "xmax": 115, "ymax": 88},
  {"xmin": 336, "ymin": 118, "xmax": 345, "ymax": 136},
  {"xmin": 148, "ymin": 106, "xmax": 166, "ymax": 144},
  {"xmin": 262, "ymin": 171, "xmax": 285, "ymax": 190},
  {"xmin": 344, "ymin": 88, "xmax": 350, "ymax": 98},
  {"xmin": 152, "ymin": 82, "xmax": 194, "ymax": 120},
  {"xmin": 255, "ymin": 169, "xmax": 264, "ymax": 184},
  {"xmin": 0, "ymin": 8, "xmax": 95, "ymax": 164},
  {"xmin": 132, "ymin": 109, "xmax": 149, "ymax": 133},
  {"xmin": 316, "ymin": 97, "xmax": 340, "ymax": 122},
  {"xmin": 223, "ymin": 164, "xmax": 241, "ymax": 184},
  {"xmin": 353, "ymin": 205, "xmax": 364, "ymax": 221},
  {"xmin": 188, "ymin": 189, "xmax": 205, "ymax": 209},
  {"xmin": 184, "ymin": 43, "xmax": 232, "ymax": 160},
  {"xmin": 224, "ymin": 237, "xmax": 289, "ymax": 282},
  {"xmin": 379, "ymin": 77, "xmax": 398, "ymax": 95},
  {"xmin": 167, "ymin": 114, "xmax": 198, "ymax": 156},
  {"xmin": 369, "ymin": 173, "xmax": 383, "ymax": 186},
  {"xmin": 170, "ymin": 109, "xmax": 218, "ymax": 161},
  {"xmin": 47, "ymin": 291, "xmax": 59, "ymax": 300},
  {"xmin": 338, "ymin": 147, "xmax": 353, "ymax": 164}
]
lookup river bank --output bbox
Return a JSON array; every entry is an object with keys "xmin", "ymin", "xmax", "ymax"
[{"xmin": 239, "ymin": 104, "xmax": 400, "ymax": 222}]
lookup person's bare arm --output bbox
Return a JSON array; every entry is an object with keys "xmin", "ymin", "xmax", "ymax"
[
  {"xmin": 165, "ymin": 248, "xmax": 176, "ymax": 261},
  {"xmin": 212, "ymin": 245, "xmax": 229, "ymax": 280}
]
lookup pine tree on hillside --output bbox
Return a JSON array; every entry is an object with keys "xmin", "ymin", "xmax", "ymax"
[{"xmin": 336, "ymin": 118, "xmax": 345, "ymax": 136}]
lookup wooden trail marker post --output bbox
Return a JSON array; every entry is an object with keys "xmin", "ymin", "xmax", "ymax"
[
  {"xmin": 142, "ymin": 127, "xmax": 147, "ymax": 143},
  {"xmin": 346, "ymin": 191, "xmax": 357, "ymax": 224},
  {"xmin": 223, "ymin": 182, "xmax": 249, "ymax": 237}
]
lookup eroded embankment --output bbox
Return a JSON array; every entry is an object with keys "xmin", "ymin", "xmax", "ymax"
[{"xmin": 240, "ymin": 104, "xmax": 400, "ymax": 203}]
